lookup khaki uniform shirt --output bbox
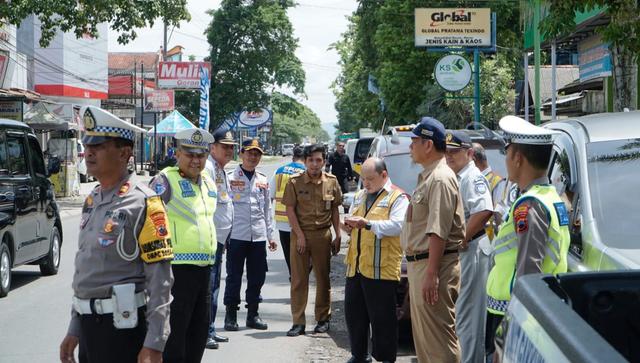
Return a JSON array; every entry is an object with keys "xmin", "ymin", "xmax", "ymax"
[
  {"xmin": 282, "ymin": 171, "xmax": 342, "ymax": 231},
  {"xmin": 401, "ymin": 158, "xmax": 465, "ymax": 254},
  {"xmin": 69, "ymin": 172, "xmax": 174, "ymax": 351}
]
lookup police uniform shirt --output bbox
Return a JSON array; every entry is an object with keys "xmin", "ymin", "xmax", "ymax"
[
  {"xmin": 228, "ymin": 165, "xmax": 274, "ymax": 242},
  {"xmin": 401, "ymin": 158, "xmax": 465, "ymax": 254},
  {"xmin": 458, "ymin": 161, "xmax": 493, "ymax": 221},
  {"xmin": 70, "ymin": 172, "xmax": 174, "ymax": 351},
  {"xmin": 281, "ymin": 171, "xmax": 342, "ymax": 230},
  {"xmin": 512, "ymin": 176, "xmax": 552, "ymax": 277},
  {"xmin": 205, "ymin": 156, "xmax": 234, "ymax": 238}
]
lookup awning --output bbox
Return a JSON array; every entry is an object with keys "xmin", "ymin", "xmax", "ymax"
[
  {"xmin": 23, "ymin": 102, "xmax": 80, "ymax": 131},
  {"xmin": 146, "ymin": 110, "xmax": 195, "ymax": 136}
]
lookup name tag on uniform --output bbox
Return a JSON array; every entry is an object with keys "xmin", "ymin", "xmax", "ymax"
[
  {"xmin": 208, "ymin": 190, "xmax": 218, "ymax": 198},
  {"xmin": 324, "ymin": 194, "xmax": 334, "ymax": 210},
  {"xmin": 179, "ymin": 180, "xmax": 196, "ymax": 197},
  {"xmin": 554, "ymin": 202, "xmax": 570, "ymax": 226}
]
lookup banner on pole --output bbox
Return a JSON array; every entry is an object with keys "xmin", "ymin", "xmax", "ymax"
[{"xmin": 199, "ymin": 65, "xmax": 210, "ymax": 131}]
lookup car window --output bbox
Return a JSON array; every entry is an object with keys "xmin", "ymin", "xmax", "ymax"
[
  {"xmin": 28, "ymin": 137, "xmax": 46, "ymax": 177},
  {"xmin": 6, "ymin": 133, "xmax": 28, "ymax": 176},
  {"xmin": 384, "ymin": 153, "xmax": 421, "ymax": 193},
  {"xmin": 0, "ymin": 132, "xmax": 8, "ymax": 176},
  {"xmin": 586, "ymin": 139, "xmax": 640, "ymax": 249},
  {"xmin": 355, "ymin": 139, "xmax": 373, "ymax": 163}
]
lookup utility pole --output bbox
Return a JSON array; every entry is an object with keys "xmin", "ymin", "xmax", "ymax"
[
  {"xmin": 163, "ymin": 21, "xmax": 168, "ymax": 61},
  {"xmin": 533, "ymin": 0, "xmax": 542, "ymax": 125}
]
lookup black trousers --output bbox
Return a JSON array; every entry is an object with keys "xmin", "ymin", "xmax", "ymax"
[
  {"xmin": 279, "ymin": 230, "xmax": 292, "ymax": 278},
  {"xmin": 164, "ymin": 264, "xmax": 212, "ymax": 363},
  {"xmin": 78, "ymin": 307, "xmax": 147, "ymax": 363},
  {"xmin": 345, "ymin": 273, "xmax": 399, "ymax": 362},
  {"xmin": 223, "ymin": 240, "xmax": 267, "ymax": 307},
  {"xmin": 485, "ymin": 312, "xmax": 504, "ymax": 356}
]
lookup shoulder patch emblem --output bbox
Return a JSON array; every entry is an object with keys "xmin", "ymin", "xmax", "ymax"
[
  {"xmin": 514, "ymin": 204, "xmax": 530, "ymax": 233},
  {"xmin": 473, "ymin": 176, "xmax": 488, "ymax": 195},
  {"xmin": 138, "ymin": 196, "xmax": 173, "ymax": 263}
]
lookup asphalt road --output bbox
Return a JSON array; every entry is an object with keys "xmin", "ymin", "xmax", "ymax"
[{"xmin": 0, "ymin": 156, "xmax": 346, "ymax": 363}]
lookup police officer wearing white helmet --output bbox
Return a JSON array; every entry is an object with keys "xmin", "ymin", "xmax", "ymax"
[
  {"xmin": 150, "ymin": 128, "xmax": 218, "ymax": 363},
  {"xmin": 59, "ymin": 106, "xmax": 174, "ymax": 363}
]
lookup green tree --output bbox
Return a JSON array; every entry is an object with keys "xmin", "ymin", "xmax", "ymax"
[
  {"xmin": 271, "ymin": 92, "xmax": 328, "ymax": 147},
  {"xmin": 333, "ymin": 0, "xmax": 522, "ymax": 131},
  {"xmin": 0, "ymin": 1, "xmax": 190, "ymax": 46},
  {"xmin": 541, "ymin": 0, "xmax": 640, "ymax": 111},
  {"xmin": 174, "ymin": 90, "xmax": 199, "ymax": 123},
  {"xmin": 206, "ymin": 0, "xmax": 306, "ymax": 129}
]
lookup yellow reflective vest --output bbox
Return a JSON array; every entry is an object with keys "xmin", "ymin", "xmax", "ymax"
[
  {"xmin": 162, "ymin": 167, "xmax": 217, "ymax": 265},
  {"xmin": 486, "ymin": 184, "xmax": 570, "ymax": 315},
  {"xmin": 274, "ymin": 162, "xmax": 305, "ymax": 224},
  {"xmin": 485, "ymin": 170, "xmax": 504, "ymax": 240},
  {"xmin": 345, "ymin": 187, "xmax": 404, "ymax": 281}
]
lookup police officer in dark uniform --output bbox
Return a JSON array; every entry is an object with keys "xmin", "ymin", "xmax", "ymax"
[
  {"xmin": 59, "ymin": 106, "xmax": 174, "ymax": 363},
  {"xmin": 326, "ymin": 141, "xmax": 354, "ymax": 194}
]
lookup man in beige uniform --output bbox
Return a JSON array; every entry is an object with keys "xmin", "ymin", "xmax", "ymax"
[
  {"xmin": 283, "ymin": 144, "xmax": 342, "ymax": 337},
  {"xmin": 401, "ymin": 117, "xmax": 466, "ymax": 363},
  {"xmin": 60, "ymin": 106, "xmax": 174, "ymax": 363}
]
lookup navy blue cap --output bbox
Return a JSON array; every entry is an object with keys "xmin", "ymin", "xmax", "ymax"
[
  {"xmin": 241, "ymin": 138, "xmax": 264, "ymax": 154},
  {"xmin": 213, "ymin": 129, "xmax": 237, "ymax": 145},
  {"xmin": 445, "ymin": 130, "xmax": 472, "ymax": 149},
  {"xmin": 412, "ymin": 117, "xmax": 446, "ymax": 147}
]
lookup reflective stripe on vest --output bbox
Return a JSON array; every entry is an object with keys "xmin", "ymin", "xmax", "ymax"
[
  {"xmin": 162, "ymin": 167, "xmax": 217, "ymax": 265},
  {"xmin": 345, "ymin": 187, "xmax": 404, "ymax": 281},
  {"xmin": 274, "ymin": 163, "xmax": 305, "ymax": 223},
  {"xmin": 486, "ymin": 184, "xmax": 570, "ymax": 315}
]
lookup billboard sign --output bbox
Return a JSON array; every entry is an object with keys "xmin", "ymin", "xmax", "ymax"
[
  {"xmin": 415, "ymin": 8, "xmax": 491, "ymax": 47},
  {"xmin": 238, "ymin": 108, "xmax": 272, "ymax": 128},
  {"xmin": 144, "ymin": 90, "xmax": 175, "ymax": 112},
  {"xmin": 0, "ymin": 100, "xmax": 22, "ymax": 121},
  {"xmin": 434, "ymin": 55, "xmax": 472, "ymax": 92},
  {"xmin": 157, "ymin": 61, "xmax": 212, "ymax": 89},
  {"xmin": 578, "ymin": 34, "xmax": 612, "ymax": 82}
]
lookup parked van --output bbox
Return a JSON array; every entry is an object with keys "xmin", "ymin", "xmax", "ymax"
[{"xmin": 0, "ymin": 119, "xmax": 63, "ymax": 297}]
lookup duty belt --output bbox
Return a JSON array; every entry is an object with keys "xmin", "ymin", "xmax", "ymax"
[
  {"xmin": 471, "ymin": 230, "xmax": 486, "ymax": 241},
  {"xmin": 405, "ymin": 249, "xmax": 458, "ymax": 262},
  {"xmin": 72, "ymin": 291, "xmax": 147, "ymax": 315}
]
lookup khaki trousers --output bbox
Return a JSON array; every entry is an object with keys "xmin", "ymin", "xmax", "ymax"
[
  {"xmin": 290, "ymin": 228, "xmax": 332, "ymax": 325},
  {"xmin": 408, "ymin": 253, "xmax": 461, "ymax": 363}
]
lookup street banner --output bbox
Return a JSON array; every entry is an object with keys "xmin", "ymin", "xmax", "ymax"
[
  {"xmin": 578, "ymin": 34, "xmax": 612, "ymax": 82},
  {"xmin": 199, "ymin": 65, "xmax": 210, "ymax": 131},
  {"xmin": 144, "ymin": 90, "xmax": 175, "ymax": 112},
  {"xmin": 158, "ymin": 61, "xmax": 212, "ymax": 89},
  {"xmin": 415, "ymin": 8, "xmax": 491, "ymax": 47}
]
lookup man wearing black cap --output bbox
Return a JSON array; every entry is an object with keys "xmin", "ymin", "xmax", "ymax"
[
  {"xmin": 400, "ymin": 117, "xmax": 466, "ymax": 363},
  {"xmin": 204, "ymin": 130, "xmax": 237, "ymax": 349},
  {"xmin": 445, "ymin": 130, "xmax": 493, "ymax": 363},
  {"xmin": 270, "ymin": 146, "xmax": 306, "ymax": 279},
  {"xmin": 60, "ymin": 106, "xmax": 174, "ymax": 363},
  {"xmin": 224, "ymin": 139, "xmax": 277, "ymax": 331}
]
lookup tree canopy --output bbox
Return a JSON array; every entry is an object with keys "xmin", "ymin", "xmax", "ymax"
[
  {"xmin": 271, "ymin": 92, "xmax": 329, "ymax": 146},
  {"xmin": 0, "ymin": 0, "xmax": 190, "ymax": 46},
  {"xmin": 206, "ymin": 0, "xmax": 306, "ymax": 128},
  {"xmin": 332, "ymin": 0, "xmax": 522, "ymax": 132}
]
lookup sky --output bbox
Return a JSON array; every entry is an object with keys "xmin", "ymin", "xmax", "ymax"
[{"xmin": 107, "ymin": 0, "xmax": 359, "ymax": 136}]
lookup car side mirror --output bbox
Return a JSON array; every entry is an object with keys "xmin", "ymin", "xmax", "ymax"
[{"xmin": 47, "ymin": 155, "xmax": 61, "ymax": 176}]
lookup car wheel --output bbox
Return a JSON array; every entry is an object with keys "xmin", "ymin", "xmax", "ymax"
[
  {"xmin": 0, "ymin": 241, "xmax": 11, "ymax": 297},
  {"xmin": 40, "ymin": 226, "xmax": 61, "ymax": 276}
]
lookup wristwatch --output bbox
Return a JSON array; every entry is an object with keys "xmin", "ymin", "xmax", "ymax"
[{"xmin": 365, "ymin": 222, "xmax": 372, "ymax": 230}]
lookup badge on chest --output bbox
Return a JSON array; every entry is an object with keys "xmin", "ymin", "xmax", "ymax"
[{"xmin": 179, "ymin": 180, "xmax": 196, "ymax": 198}]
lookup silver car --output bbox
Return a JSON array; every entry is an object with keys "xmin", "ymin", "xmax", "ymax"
[{"xmin": 544, "ymin": 111, "xmax": 640, "ymax": 271}]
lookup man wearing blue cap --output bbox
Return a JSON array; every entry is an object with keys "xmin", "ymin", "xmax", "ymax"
[
  {"xmin": 445, "ymin": 130, "xmax": 493, "ymax": 363},
  {"xmin": 400, "ymin": 117, "xmax": 466, "ymax": 363},
  {"xmin": 485, "ymin": 116, "xmax": 570, "ymax": 359},
  {"xmin": 150, "ymin": 128, "xmax": 218, "ymax": 363},
  {"xmin": 204, "ymin": 130, "xmax": 237, "ymax": 349},
  {"xmin": 224, "ymin": 139, "xmax": 277, "ymax": 331},
  {"xmin": 60, "ymin": 106, "xmax": 174, "ymax": 363}
]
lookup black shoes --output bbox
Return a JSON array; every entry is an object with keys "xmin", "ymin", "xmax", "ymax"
[
  {"xmin": 211, "ymin": 332, "xmax": 229, "ymax": 343},
  {"xmin": 246, "ymin": 314, "xmax": 268, "ymax": 330},
  {"xmin": 287, "ymin": 324, "xmax": 306, "ymax": 337},
  {"xmin": 205, "ymin": 337, "xmax": 219, "ymax": 350},
  {"xmin": 314, "ymin": 320, "xmax": 330, "ymax": 333},
  {"xmin": 224, "ymin": 306, "xmax": 239, "ymax": 331},
  {"xmin": 346, "ymin": 357, "xmax": 373, "ymax": 363}
]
